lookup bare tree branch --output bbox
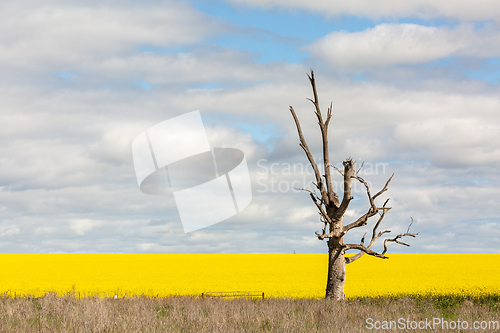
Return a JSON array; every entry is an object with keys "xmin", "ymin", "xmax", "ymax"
[
  {"xmin": 294, "ymin": 188, "xmax": 334, "ymax": 233},
  {"xmin": 329, "ymin": 163, "xmax": 344, "ymax": 176},
  {"xmin": 371, "ymin": 199, "xmax": 390, "ymax": 241},
  {"xmin": 352, "ymin": 174, "xmax": 377, "ymax": 213},
  {"xmin": 342, "ymin": 173, "xmax": 395, "ymax": 235},
  {"xmin": 346, "ymin": 218, "xmax": 418, "ymax": 264},
  {"xmin": 306, "ymin": 70, "xmax": 338, "ymax": 207},
  {"xmin": 373, "ymin": 173, "xmax": 394, "ymax": 200},
  {"xmin": 356, "ymin": 161, "xmax": 364, "ymax": 175},
  {"xmin": 315, "ymin": 230, "xmax": 336, "ymax": 240},
  {"xmin": 346, "ymin": 229, "xmax": 391, "ymax": 264},
  {"xmin": 381, "ymin": 218, "xmax": 419, "ymax": 255},
  {"xmin": 309, "ymin": 193, "xmax": 333, "ymax": 226},
  {"xmin": 360, "ymin": 232, "xmax": 367, "ymax": 245},
  {"xmin": 344, "ymin": 243, "xmax": 388, "ymax": 259},
  {"xmin": 314, "ymin": 214, "xmax": 331, "ymax": 240},
  {"xmin": 336, "ymin": 158, "xmax": 356, "ymax": 216},
  {"xmin": 342, "ymin": 213, "xmax": 369, "ymax": 235},
  {"xmin": 289, "ymin": 105, "xmax": 329, "ymax": 205},
  {"xmin": 294, "ymin": 187, "xmax": 320, "ymax": 201},
  {"xmin": 345, "ymin": 199, "xmax": 392, "ymax": 263},
  {"xmin": 306, "ymin": 71, "xmax": 324, "ymax": 124}
]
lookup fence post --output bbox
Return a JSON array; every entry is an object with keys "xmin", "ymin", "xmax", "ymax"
[{"xmin": 262, "ymin": 292, "xmax": 265, "ymax": 300}]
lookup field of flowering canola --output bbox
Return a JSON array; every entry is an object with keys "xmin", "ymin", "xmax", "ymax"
[{"xmin": 0, "ymin": 254, "xmax": 498, "ymax": 299}]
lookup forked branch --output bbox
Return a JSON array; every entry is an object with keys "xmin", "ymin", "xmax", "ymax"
[
  {"xmin": 305, "ymin": 70, "xmax": 338, "ymax": 206},
  {"xmin": 381, "ymin": 218, "xmax": 419, "ymax": 255},
  {"xmin": 346, "ymin": 218, "xmax": 418, "ymax": 264},
  {"xmin": 342, "ymin": 172, "xmax": 394, "ymax": 234},
  {"xmin": 289, "ymin": 105, "xmax": 329, "ymax": 205},
  {"xmin": 344, "ymin": 243, "xmax": 388, "ymax": 259}
]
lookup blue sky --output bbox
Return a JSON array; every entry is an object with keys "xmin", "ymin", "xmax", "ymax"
[
  {"xmin": 188, "ymin": 1, "xmax": 499, "ymax": 84},
  {"xmin": 0, "ymin": 0, "xmax": 499, "ymax": 254},
  {"xmin": 190, "ymin": 1, "xmax": 375, "ymax": 63}
]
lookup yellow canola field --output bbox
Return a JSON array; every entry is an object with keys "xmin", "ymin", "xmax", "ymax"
[{"xmin": 0, "ymin": 254, "xmax": 498, "ymax": 299}]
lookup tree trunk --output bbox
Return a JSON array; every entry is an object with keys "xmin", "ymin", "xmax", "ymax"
[{"xmin": 325, "ymin": 238, "xmax": 346, "ymax": 300}]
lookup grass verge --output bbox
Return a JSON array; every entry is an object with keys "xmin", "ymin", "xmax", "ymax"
[{"xmin": 0, "ymin": 293, "xmax": 499, "ymax": 332}]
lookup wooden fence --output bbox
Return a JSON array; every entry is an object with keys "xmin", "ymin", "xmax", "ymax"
[{"xmin": 201, "ymin": 291, "xmax": 265, "ymax": 300}]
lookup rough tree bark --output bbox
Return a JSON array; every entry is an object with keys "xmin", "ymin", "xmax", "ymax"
[{"xmin": 289, "ymin": 70, "xmax": 418, "ymax": 300}]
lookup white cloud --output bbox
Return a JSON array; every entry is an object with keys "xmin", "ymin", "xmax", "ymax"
[
  {"xmin": 69, "ymin": 219, "xmax": 97, "ymax": 236},
  {"xmin": 226, "ymin": 0, "xmax": 500, "ymax": 21},
  {"xmin": 307, "ymin": 23, "xmax": 500, "ymax": 70},
  {"xmin": 0, "ymin": 0, "xmax": 226, "ymax": 77},
  {"xmin": 0, "ymin": 226, "xmax": 20, "ymax": 237},
  {"xmin": 83, "ymin": 49, "xmax": 300, "ymax": 88},
  {"xmin": 394, "ymin": 118, "xmax": 500, "ymax": 167}
]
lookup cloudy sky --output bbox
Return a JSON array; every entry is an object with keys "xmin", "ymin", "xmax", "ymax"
[{"xmin": 1, "ymin": 0, "xmax": 499, "ymax": 254}]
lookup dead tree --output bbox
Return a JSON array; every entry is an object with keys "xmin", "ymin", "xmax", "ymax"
[{"xmin": 289, "ymin": 70, "xmax": 418, "ymax": 300}]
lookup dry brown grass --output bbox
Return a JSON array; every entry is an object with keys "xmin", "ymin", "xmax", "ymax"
[{"xmin": 0, "ymin": 294, "xmax": 499, "ymax": 332}]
